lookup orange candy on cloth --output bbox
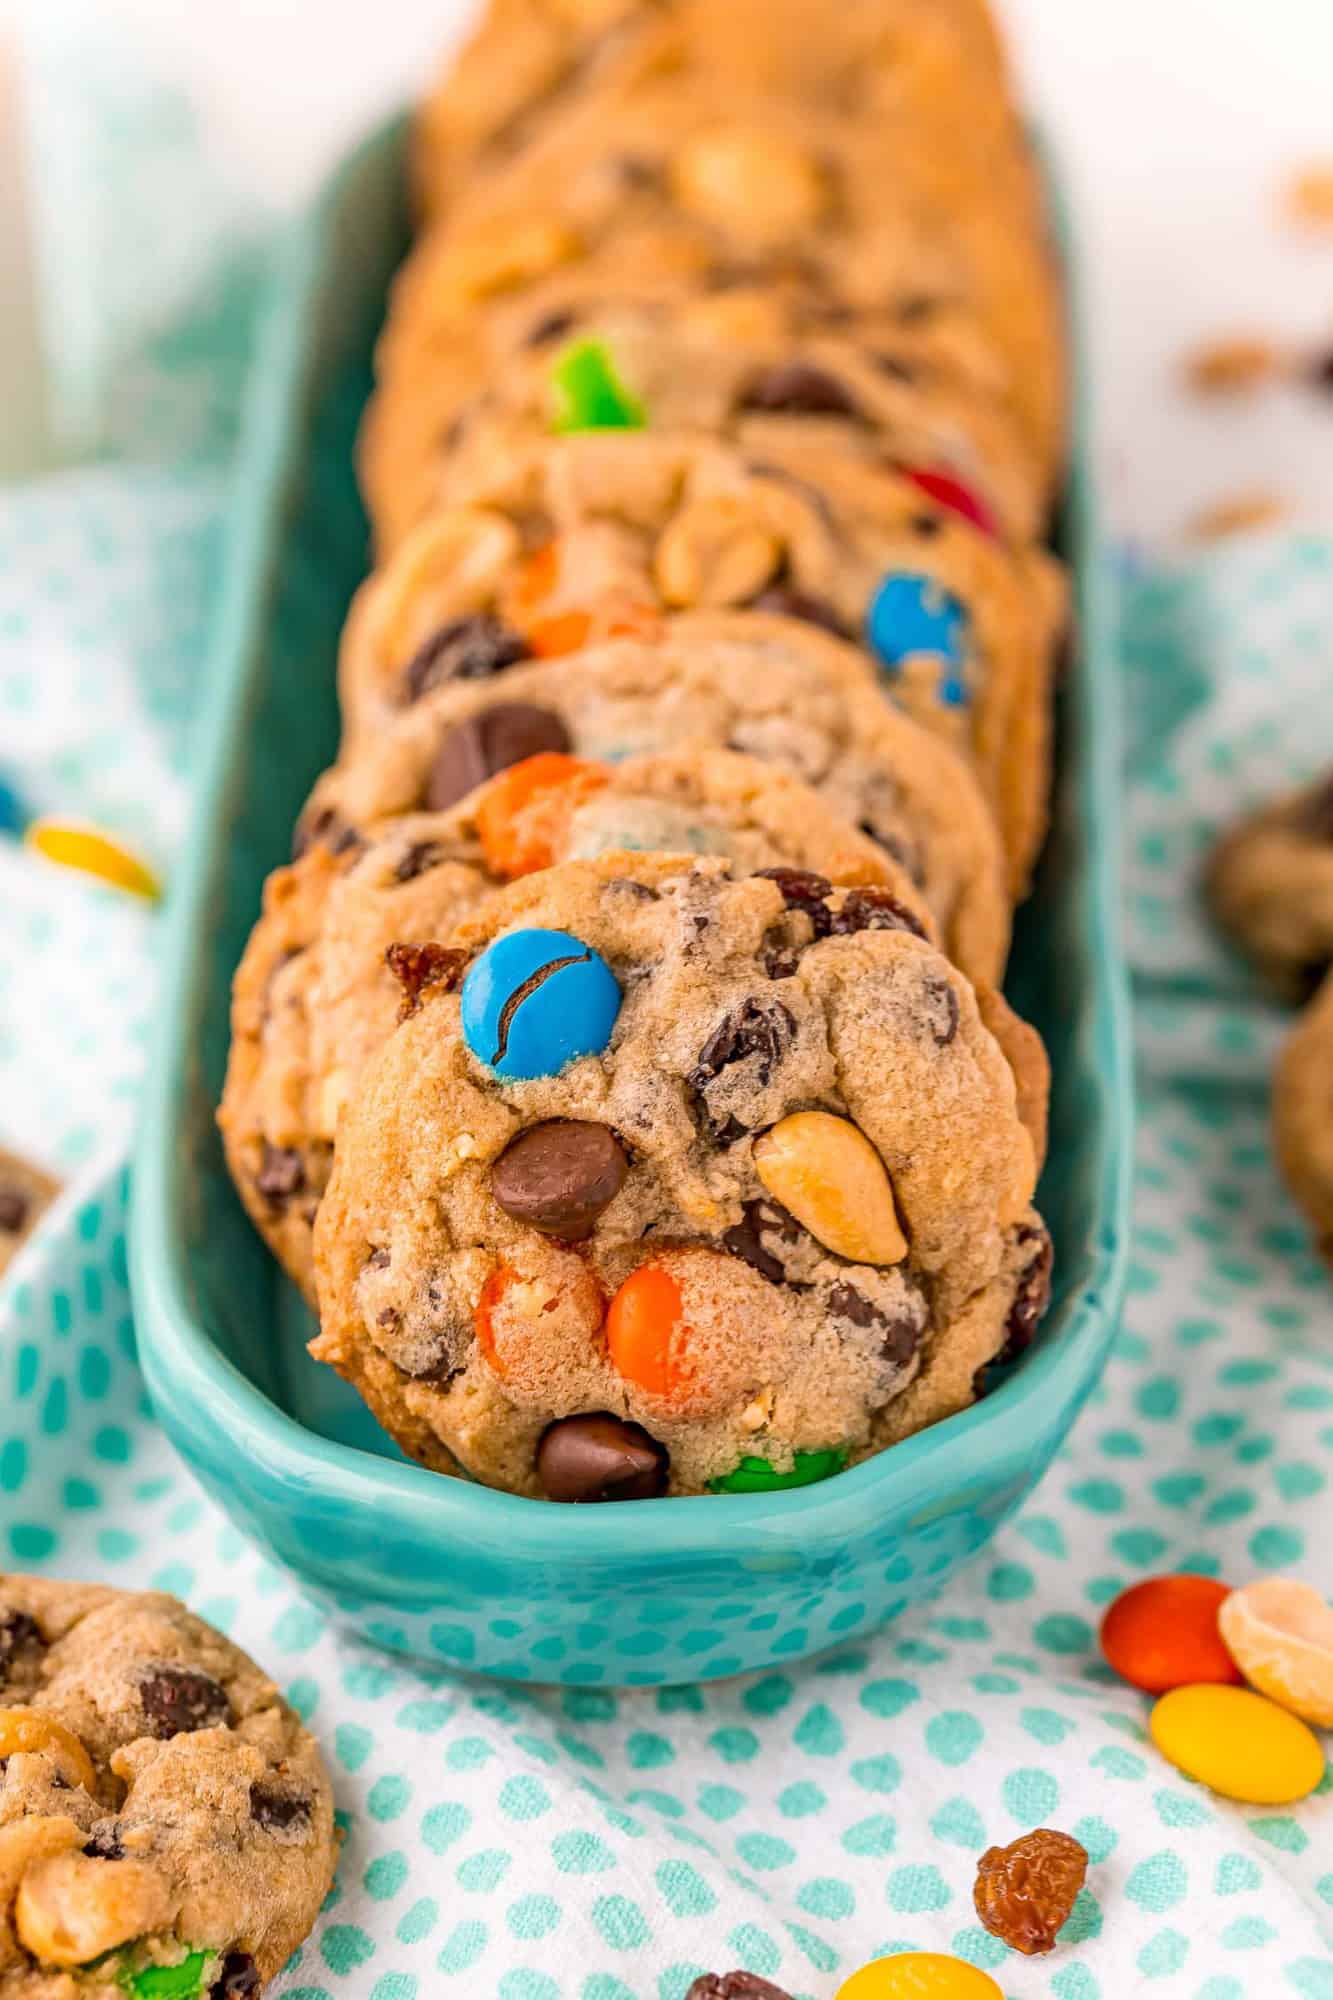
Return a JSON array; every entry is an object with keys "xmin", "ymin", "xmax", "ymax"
[{"xmin": 1099, "ymin": 1574, "xmax": 1242, "ymax": 1693}]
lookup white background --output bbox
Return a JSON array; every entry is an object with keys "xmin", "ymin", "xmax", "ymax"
[{"xmin": 3, "ymin": 0, "xmax": 1333, "ymax": 542}]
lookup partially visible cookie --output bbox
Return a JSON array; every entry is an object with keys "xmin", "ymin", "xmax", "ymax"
[
  {"xmin": 0, "ymin": 1149, "xmax": 60, "ymax": 1279},
  {"xmin": 222, "ymin": 748, "xmax": 929, "ymax": 1296},
  {"xmin": 1206, "ymin": 773, "xmax": 1333, "ymax": 999},
  {"xmin": 311, "ymin": 853, "xmax": 1048, "ymax": 1497},
  {"xmin": 308, "ymin": 614, "xmax": 1013, "ymax": 985},
  {"xmin": 1273, "ymin": 970, "xmax": 1333, "ymax": 1263},
  {"xmin": 0, "ymin": 1576, "xmax": 336, "ymax": 1997}
]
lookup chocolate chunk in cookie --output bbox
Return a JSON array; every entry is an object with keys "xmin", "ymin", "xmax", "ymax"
[
  {"xmin": 537, "ymin": 1413, "xmax": 669, "ymax": 1502},
  {"xmin": 491, "ymin": 1122, "xmax": 630, "ymax": 1239}
]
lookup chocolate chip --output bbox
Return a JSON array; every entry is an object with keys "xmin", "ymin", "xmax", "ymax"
[
  {"xmin": 83, "ymin": 1824, "xmax": 125, "ymax": 1861},
  {"xmin": 0, "ymin": 1609, "xmax": 40, "ymax": 1677},
  {"xmin": 723, "ymin": 1198, "xmax": 801, "ymax": 1284},
  {"xmin": 385, "ymin": 941, "xmax": 467, "ymax": 1019},
  {"xmin": 827, "ymin": 1281, "xmax": 922, "ymax": 1368},
  {"xmin": 366, "ymin": 1247, "xmax": 390, "ymax": 1271},
  {"xmin": 401, "ymin": 614, "xmax": 531, "ymax": 705},
  {"xmin": 923, "ymin": 973, "xmax": 961, "ymax": 1045},
  {"xmin": 605, "ymin": 877, "xmax": 660, "ymax": 902},
  {"xmin": 250, "ymin": 1782, "xmax": 313, "ymax": 1833},
  {"xmin": 910, "ymin": 512, "xmax": 944, "ymax": 537},
  {"xmin": 685, "ymin": 1975, "xmax": 793, "ymax": 2000},
  {"xmin": 747, "ymin": 584, "xmax": 850, "ymax": 637},
  {"xmin": 738, "ymin": 362, "xmax": 862, "ymax": 419},
  {"xmin": 137, "ymin": 1666, "xmax": 233, "ymax": 1738},
  {"xmin": 525, "ymin": 308, "xmax": 579, "ymax": 349},
  {"xmin": 211, "ymin": 1954, "xmax": 261, "ymax": 2000},
  {"xmin": 1001, "ymin": 1223, "xmax": 1053, "ymax": 1364},
  {"xmin": 691, "ymin": 1000, "xmax": 796, "ymax": 1092},
  {"xmin": 754, "ymin": 866, "xmax": 834, "ymax": 936},
  {"xmin": 427, "ymin": 703, "xmax": 572, "ymax": 811},
  {"xmin": 491, "ymin": 1122, "xmax": 629, "ymax": 1240},
  {"xmin": 255, "ymin": 1144, "xmax": 305, "ymax": 1207},
  {"xmin": 829, "ymin": 885, "xmax": 927, "ymax": 940},
  {"xmin": 394, "ymin": 841, "xmax": 446, "ymax": 883},
  {"xmin": 291, "ymin": 806, "xmax": 363, "ymax": 861},
  {"xmin": 537, "ymin": 1414, "xmax": 669, "ymax": 1502},
  {"xmin": 0, "ymin": 1190, "xmax": 28, "ymax": 1235}
]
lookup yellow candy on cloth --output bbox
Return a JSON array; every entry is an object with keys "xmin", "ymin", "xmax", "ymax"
[
  {"xmin": 1150, "ymin": 1682, "xmax": 1325, "ymax": 1804},
  {"xmin": 1219, "ymin": 1575, "xmax": 1333, "ymax": 1727},
  {"xmin": 24, "ymin": 819, "xmax": 161, "ymax": 901},
  {"xmin": 837, "ymin": 1955, "xmax": 1003, "ymax": 1999}
]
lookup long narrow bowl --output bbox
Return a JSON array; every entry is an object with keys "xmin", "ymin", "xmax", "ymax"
[{"xmin": 130, "ymin": 118, "xmax": 1132, "ymax": 1687}]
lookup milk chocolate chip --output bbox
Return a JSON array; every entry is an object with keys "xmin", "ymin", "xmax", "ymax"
[
  {"xmin": 491, "ymin": 1122, "xmax": 629, "ymax": 1239},
  {"xmin": 427, "ymin": 704, "xmax": 572, "ymax": 811},
  {"xmin": 537, "ymin": 1414, "xmax": 669, "ymax": 1502}
]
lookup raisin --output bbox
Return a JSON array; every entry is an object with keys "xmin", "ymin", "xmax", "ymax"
[
  {"xmin": 910, "ymin": 512, "xmax": 944, "ymax": 537},
  {"xmin": 255, "ymin": 1145, "xmax": 304, "ymax": 1207},
  {"xmin": 366, "ymin": 1247, "xmax": 390, "ymax": 1271},
  {"xmin": 754, "ymin": 867, "xmax": 834, "ymax": 936},
  {"xmin": 385, "ymin": 942, "xmax": 467, "ymax": 1019},
  {"xmin": 250, "ymin": 1782, "xmax": 313, "ymax": 1833},
  {"xmin": 737, "ymin": 362, "xmax": 861, "ymax": 419},
  {"xmin": 922, "ymin": 974, "xmax": 961, "ymax": 1045},
  {"xmin": 829, "ymin": 886, "xmax": 927, "ymax": 940},
  {"xmin": 400, "ymin": 614, "xmax": 530, "ymax": 705},
  {"xmin": 0, "ymin": 1191, "xmax": 29, "ymax": 1234},
  {"xmin": 83, "ymin": 1824, "xmax": 125, "ymax": 1860},
  {"xmin": 973, "ymin": 1827, "xmax": 1088, "ymax": 1955},
  {"xmin": 747, "ymin": 583, "xmax": 849, "ymax": 637},
  {"xmin": 723, "ymin": 1198, "xmax": 801, "ymax": 1284},
  {"xmin": 690, "ymin": 1000, "xmax": 796, "ymax": 1097},
  {"xmin": 211, "ymin": 1954, "xmax": 261, "ymax": 1999},
  {"xmin": 137, "ymin": 1666, "xmax": 233, "ymax": 1739},
  {"xmin": 394, "ymin": 841, "xmax": 446, "ymax": 883},
  {"xmin": 685, "ymin": 1976, "xmax": 793, "ymax": 2000},
  {"xmin": 291, "ymin": 807, "xmax": 363, "ymax": 861},
  {"xmin": 994, "ymin": 1223, "xmax": 1054, "ymax": 1370},
  {"xmin": 826, "ymin": 1281, "xmax": 922, "ymax": 1369},
  {"xmin": 0, "ymin": 1610, "xmax": 42, "ymax": 1678}
]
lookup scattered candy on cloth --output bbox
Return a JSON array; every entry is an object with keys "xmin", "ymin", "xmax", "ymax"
[{"xmin": 3, "ymin": 16, "xmax": 1333, "ymax": 1999}]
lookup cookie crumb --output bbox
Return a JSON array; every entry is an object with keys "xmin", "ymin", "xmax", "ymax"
[
  {"xmin": 1183, "ymin": 336, "xmax": 1284, "ymax": 396},
  {"xmin": 1188, "ymin": 492, "xmax": 1290, "ymax": 543}
]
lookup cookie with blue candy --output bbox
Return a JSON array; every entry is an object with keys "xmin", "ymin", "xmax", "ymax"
[
  {"xmin": 311, "ymin": 852, "xmax": 1050, "ymax": 1499},
  {"xmin": 303, "ymin": 609, "xmax": 1013, "ymax": 987},
  {"xmin": 221, "ymin": 747, "xmax": 923, "ymax": 1298}
]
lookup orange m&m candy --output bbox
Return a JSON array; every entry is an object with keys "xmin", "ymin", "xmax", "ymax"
[
  {"xmin": 1100, "ymin": 1574, "xmax": 1241, "ymax": 1694},
  {"xmin": 836, "ymin": 1954, "xmax": 1003, "ymax": 1999},
  {"xmin": 474, "ymin": 1257, "xmax": 605, "ymax": 1393},
  {"xmin": 606, "ymin": 1263, "xmax": 694, "ymax": 1404},
  {"xmin": 526, "ymin": 599, "xmax": 660, "ymax": 658},
  {"xmin": 475, "ymin": 752, "xmax": 607, "ymax": 877}
]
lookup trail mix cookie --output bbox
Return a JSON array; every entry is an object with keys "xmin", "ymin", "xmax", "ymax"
[
  {"xmin": 221, "ymin": 749, "xmax": 923, "ymax": 1296},
  {"xmin": 0, "ymin": 1150, "xmax": 60, "ymax": 1280},
  {"xmin": 308, "ymin": 613, "xmax": 1012, "ymax": 985},
  {"xmin": 337, "ymin": 433, "xmax": 1063, "ymax": 891},
  {"xmin": 312, "ymin": 854, "xmax": 1049, "ymax": 1498},
  {"xmin": 361, "ymin": 252, "xmax": 1042, "ymax": 555},
  {"xmin": 1273, "ymin": 971, "xmax": 1333, "ymax": 1264},
  {"xmin": 366, "ymin": 287, "xmax": 1048, "ymax": 551},
  {"xmin": 0, "ymin": 1577, "xmax": 336, "ymax": 1998},
  {"xmin": 1206, "ymin": 771, "xmax": 1333, "ymax": 999},
  {"xmin": 412, "ymin": 0, "xmax": 1020, "ymax": 215}
]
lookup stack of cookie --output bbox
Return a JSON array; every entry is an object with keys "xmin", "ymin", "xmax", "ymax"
[{"xmin": 220, "ymin": 0, "xmax": 1069, "ymax": 1501}]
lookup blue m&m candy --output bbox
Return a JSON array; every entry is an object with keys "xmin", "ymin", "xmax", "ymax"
[
  {"xmin": 0, "ymin": 771, "xmax": 28, "ymax": 838},
  {"xmin": 865, "ymin": 572, "xmax": 970, "ymax": 706},
  {"xmin": 461, "ymin": 927, "xmax": 621, "ymax": 1080}
]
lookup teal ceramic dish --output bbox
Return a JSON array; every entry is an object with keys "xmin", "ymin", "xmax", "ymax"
[{"xmin": 130, "ymin": 118, "xmax": 1132, "ymax": 1687}]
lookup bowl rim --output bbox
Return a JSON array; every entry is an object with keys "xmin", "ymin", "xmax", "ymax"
[{"xmin": 128, "ymin": 115, "xmax": 1133, "ymax": 1571}]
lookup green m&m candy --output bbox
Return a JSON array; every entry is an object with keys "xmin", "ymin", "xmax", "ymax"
[
  {"xmin": 552, "ymin": 339, "xmax": 647, "ymax": 432},
  {"xmin": 122, "ymin": 1951, "xmax": 212, "ymax": 1999},
  {"xmin": 709, "ymin": 1448, "xmax": 848, "ymax": 1494}
]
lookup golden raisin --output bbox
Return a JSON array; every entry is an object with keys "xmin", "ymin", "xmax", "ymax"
[{"xmin": 973, "ymin": 1827, "xmax": 1088, "ymax": 1956}]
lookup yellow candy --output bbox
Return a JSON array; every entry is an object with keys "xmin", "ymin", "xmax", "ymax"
[
  {"xmin": 1150, "ymin": 1682, "xmax": 1325, "ymax": 1804},
  {"xmin": 837, "ymin": 1954, "xmax": 1004, "ymax": 2000},
  {"xmin": 754, "ymin": 1111, "xmax": 907, "ymax": 1266},
  {"xmin": 1219, "ymin": 1575, "xmax": 1333, "ymax": 1727},
  {"xmin": 25, "ymin": 820, "xmax": 160, "ymax": 901}
]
